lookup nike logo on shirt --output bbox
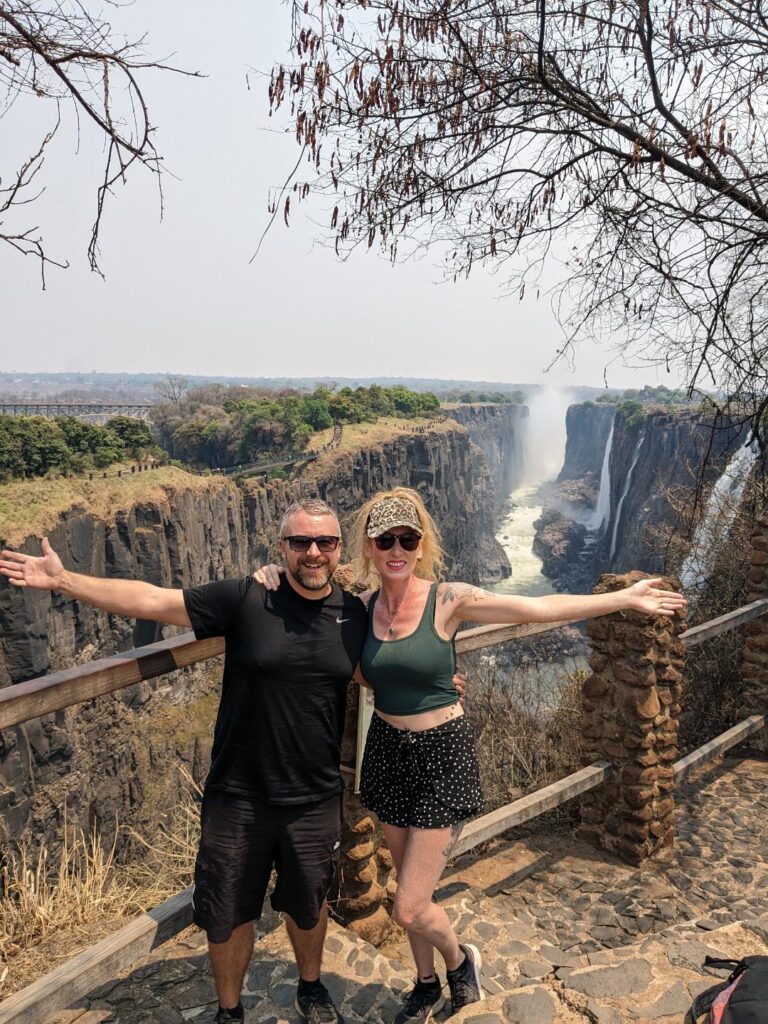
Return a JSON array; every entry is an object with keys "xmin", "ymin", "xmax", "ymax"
[{"xmin": 336, "ymin": 617, "xmax": 350, "ymax": 624}]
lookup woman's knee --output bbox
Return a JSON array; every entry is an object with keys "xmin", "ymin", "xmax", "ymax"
[{"xmin": 392, "ymin": 895, "xmax": 433, "ymax": 931}]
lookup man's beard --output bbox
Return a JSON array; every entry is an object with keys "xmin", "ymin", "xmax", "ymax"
[{"xmin": 295, "ymin": 562, "xmax": 333, "ymax": 590}]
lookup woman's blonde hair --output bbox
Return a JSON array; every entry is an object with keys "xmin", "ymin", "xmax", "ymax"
[{"xmin": 349, "ymin": 486, "xmax": 445, "ymax": 586}]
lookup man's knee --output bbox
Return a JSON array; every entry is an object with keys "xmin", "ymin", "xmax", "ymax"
[
  {"xmin": 208, "ymin": 920, "xmax": 255, "ymax": 952},
  {"xmin": 285, "ymin": 903, "xmax": 328, "ymax": 935}
]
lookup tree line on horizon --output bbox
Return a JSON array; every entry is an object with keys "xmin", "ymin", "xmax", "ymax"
[
  {"xmin": 0, "ymin": 382, "xmax": 710, "ymax": 483},
  {"xmin": 0, "ymin": 384, "xmax": 444, "ymax": 481}
]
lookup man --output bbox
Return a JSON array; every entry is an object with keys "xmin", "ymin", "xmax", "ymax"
[{"xmin": 0, "ymin": 498, "xmax": 367, "ymax": 1024}]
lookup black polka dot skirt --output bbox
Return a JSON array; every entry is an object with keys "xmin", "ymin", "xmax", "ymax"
[{"xmin": 360, "ymin": 712, "xmax": 483, "ymax": 829}]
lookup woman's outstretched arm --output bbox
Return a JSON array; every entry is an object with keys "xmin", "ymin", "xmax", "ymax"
[{"xmin": 439, "ymin": 578, "xmax": 686, "ymax": 634}]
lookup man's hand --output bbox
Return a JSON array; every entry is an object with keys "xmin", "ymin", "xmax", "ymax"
[
  {"xmin": 453, "ymin": 671, "xmax": 468, "ymax": 705},
  {"xmin": 626, "ymin": 578, "xmax": 687, "ymax": 618},
  {"xmin": 253, "ymin": 564, "xmax": 284, "ymax": 590},
  {"xmin": 1, "ymin": 536, "xmax": 191, "ymax": 626},
  {"xmin": 0, "ymin": 537, "xmax": 64, "ymax": 590}
]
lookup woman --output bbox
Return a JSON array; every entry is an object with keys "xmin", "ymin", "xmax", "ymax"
[{"xmin": 257, "ymin": 487, "xmax": 686, "ymax": 1022}]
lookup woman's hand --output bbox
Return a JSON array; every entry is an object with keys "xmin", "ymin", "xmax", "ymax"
[
  {"xmin": 253, "ymin": 564, "xmax": 284, "ymax": 590},
  {"xmin": 625, "ymin": 578, "xmax": 687, "ymax": 617}
]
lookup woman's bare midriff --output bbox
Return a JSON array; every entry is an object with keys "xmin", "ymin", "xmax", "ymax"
[{"xmin": 375, "ymin": 702, "xmax": 464, "ymax": 732}]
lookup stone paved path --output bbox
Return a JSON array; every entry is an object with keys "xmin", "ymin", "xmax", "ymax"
[{"xmin": 50, "ymin": 756, "xmax": 768, "ymax": 1024}]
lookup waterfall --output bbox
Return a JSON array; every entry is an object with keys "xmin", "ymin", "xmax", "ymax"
[
  {"xmin": 490, "ymin": 387, "xmax": 574, "ymax": 598},
  {"xmin": 609, "ymin": 432, "xmax": 646, "ymax": 563},
  {"xmin": 521, "ymin": 387, "xmax": 575, "ymax": 486},
  {"xmin": 680, "ymin": 442, "xmax": 758, "ymax": 589},
  {"xmin": 591, "ymin": 416, "xmax": 615, "ymax": 530}
]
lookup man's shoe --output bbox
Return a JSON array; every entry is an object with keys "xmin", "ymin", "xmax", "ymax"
[
  {"xmin": 446, "ymin": 944, "xmax": 485, "ymax": 1015},
  {"xmin": 392, "ymin": 978, "xmax": 445, "ymax": 1023},
  {"xmin": 213, "ymin": 1007, "xmax": 243, "ymax": 1024},
  {"xmin": 295, "ymin": 982, "xmax": 345, "ymax": 1024}
]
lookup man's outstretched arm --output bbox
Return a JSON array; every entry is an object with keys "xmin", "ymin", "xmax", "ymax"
[{"xmin": 0, "ymin": 537, "xmax": 192, "ymax": 627}]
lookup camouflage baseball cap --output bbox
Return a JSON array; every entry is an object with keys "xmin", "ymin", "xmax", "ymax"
[{"xmin": 366, "ymin": 496, "xmax": 423, "ymax": 538}]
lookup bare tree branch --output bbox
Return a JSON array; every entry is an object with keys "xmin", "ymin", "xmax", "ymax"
[
  {"xmin": 269, "ymin": 0, "xmax": 768, "ymax": 436},
  {"xmin": 0, "ymin": 1, "xmax": 199, "ymax": 278}
]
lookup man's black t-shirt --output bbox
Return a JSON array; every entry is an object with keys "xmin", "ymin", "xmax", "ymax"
[{"xmin": 183, "ymin": 575, "xmax": 367, "ymax": 804}]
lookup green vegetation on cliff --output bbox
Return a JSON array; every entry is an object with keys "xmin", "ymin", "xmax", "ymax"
[
  {"xmin": 439, "ymin": 388, "xmax": 525, "ymax": 405},
  {"xmin": 0, "ymin": 415, "xmax": 162, "ymax": 482},
  {"xmin": 152, "ymin": 383, "xmax": 441, "ymax": 468},
  {"xmin": 595, "ymin": 384, "xmax": 692, "ymax": 406}
]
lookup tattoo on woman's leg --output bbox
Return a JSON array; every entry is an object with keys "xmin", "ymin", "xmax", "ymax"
[{"xmin": 442, "ymin": 822, "xmax": 462, "ymax": 858}]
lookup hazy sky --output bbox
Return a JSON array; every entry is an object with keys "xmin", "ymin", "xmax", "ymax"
[{"xmin": 1, "ymin": 2, "xmax": 680, "ymax": 390}]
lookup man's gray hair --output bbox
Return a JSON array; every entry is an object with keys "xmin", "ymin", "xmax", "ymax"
[{"xmin": 279, "ymin": 498, "xmax": 340, "ymax": 537}]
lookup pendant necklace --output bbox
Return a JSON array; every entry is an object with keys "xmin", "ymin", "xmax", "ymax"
[{"xmin": 381, "ymin": 596, "xmax": 402, "ymax": 637}]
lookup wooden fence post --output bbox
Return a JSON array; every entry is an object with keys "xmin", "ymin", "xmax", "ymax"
[
  {"xmin": 741, "ymin": 515, "xmax": 768, "ymax": 752},
  {"xmin": 579, "ymin": 571, "xmax": 686, "ymax": 865}
]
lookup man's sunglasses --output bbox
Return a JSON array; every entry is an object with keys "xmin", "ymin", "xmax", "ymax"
[
  {"xmin": 373, "ymin": 532, "xmax": 422, "ymax": 552},
  {"xmin": 282, "ymin": 535, "xmax": 341, "ymax": 552}
]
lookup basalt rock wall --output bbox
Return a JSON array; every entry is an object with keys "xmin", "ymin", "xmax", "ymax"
[
  {"xmin": 598, "ymin": 408, "xmax": 749, "ymax": 575},
  {"xmin": 558, "ymin": 402, "xmax": 615, "ymax": 483},
  {"xmin": 534, "ymin": 404, "xmax": 750, "ymax": 592},
  {"xmin": 0, "ymin": 478, "xmax": 248, "ymax": 856},
  {"xmin": 242, "ymin": 424, "xmax": 510, "ymax": 583},
  {"xmin": 444, "ymin": 403, "xmax": 527, "ymax": 510},
  {"xmin": 0, "ymin": 422, "xmax": 508, "ymax": 852}
]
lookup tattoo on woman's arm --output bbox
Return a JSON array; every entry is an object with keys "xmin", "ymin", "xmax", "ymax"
[{"xmin": 440, "ymin": 583, "xmax": 484, "ymax": 607}]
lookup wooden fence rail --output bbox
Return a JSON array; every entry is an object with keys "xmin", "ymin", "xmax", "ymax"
[
  {"xmin": 0, "ymin": 620, "xmax": 577, "ymax": 732},
  {"xmin": 674, "ymin": 714, "xmax": 767, "ymax": 781},
  {"xmin": 677, "ymin": 598, "xmax": 768, "ymax": 648},
  {"xmin": 451, "ymin": 760, "xmax": 614, "ymax": 858},
  {"xmin": 0, "ymin": 889, "xmax": 193, "ymax": 1024},
  {"xmin": 3, "ymin": 595, "xmax": 768, "ymax": 733}
]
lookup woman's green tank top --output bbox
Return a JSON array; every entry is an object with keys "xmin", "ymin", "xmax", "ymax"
[{"xmin": 360, "ymin": 582, "xmax": 458, "ymax": 716}]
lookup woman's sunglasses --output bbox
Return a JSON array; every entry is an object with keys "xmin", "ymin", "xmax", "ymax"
[
  {"xmin": 282, "ymin": 535, "xmax": 341, "ymax": 552},
  {"xmin": 373, "ymin": 532, "xmax": 421, "ymax": 551}
]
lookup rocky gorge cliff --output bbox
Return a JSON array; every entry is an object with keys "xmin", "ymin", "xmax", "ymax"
[
  {"xmin": 443, "ymin": 402, "xmax": 527, "ymax": 512},
  {"xmin": 534, "ymin": 403, "xmax": 751, "ymax": 591},
  {"xmin": 0, "ymin": 413, "xmax": 523, "ymax": 855},
  {"xmin": 558, "ymin": 402, "xmax": 615, "ymax": 481}
]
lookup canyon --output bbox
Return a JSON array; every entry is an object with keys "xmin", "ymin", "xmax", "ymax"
[{"xmin": 534, "ymin": 402, "xmax": 754, "ymax": 593}]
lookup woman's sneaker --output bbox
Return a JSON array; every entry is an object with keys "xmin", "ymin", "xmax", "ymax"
[
  {"xmin": 446, "ymin": 944, "xmax": 485, "ymax": 1015},
  {"xmin": 393, "ymin": 978, "xmax": 446, "ymax": 1023}
]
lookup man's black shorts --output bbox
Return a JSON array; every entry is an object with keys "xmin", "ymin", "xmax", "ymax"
[{"xmin": 192, "ymin": 789, "xmax": 342, "ymax": 943}]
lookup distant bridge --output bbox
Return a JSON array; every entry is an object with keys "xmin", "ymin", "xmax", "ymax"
[{"xmin": 0, "ymin": 403, "xmax": 152, "ymax": 421}]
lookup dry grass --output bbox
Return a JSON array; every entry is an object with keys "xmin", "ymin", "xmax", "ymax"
[
  {"xmin": 0, "ymin": 773, "xmax": 202, "ymax": 998},
  {"xmin": 125, "ymin": 767, "xmax": 202, "ymax": 902},
  {"xmin": 460, "ymin": 650, "xmax": 586, "ymax": 815},
  {"xmin": 299, "ymin": 417, "xmax": 459, "ymax": 482},
  {"xmin": 0, "ymin": 818, "xmax": 144, "ymax": 996},
  {"xmin": 0, "ymin": 467, "xmax": 229, "ymax": 547}
]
